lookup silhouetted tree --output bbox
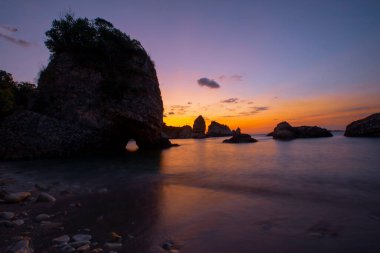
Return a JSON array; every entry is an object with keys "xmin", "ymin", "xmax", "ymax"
[{"xmin": 0, "ymin": 70, "xmax": 36, "ymax": 119}]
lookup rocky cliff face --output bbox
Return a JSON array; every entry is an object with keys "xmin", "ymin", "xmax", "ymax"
[
  {"xmin": 34, "ymin": 53, "xmax": 168, "ymax": 150},
  {"xmin": 344, "ymin": 113, "xmax": 380, "ymax": 137},
  {"xmin": 272, "ymin": 122, "xmax": 332, "ymax": 140},
  {"xmin": 206, "ymin": 121, "xmax": 232, "ymax": 137},
  {"xmin": 162, "ymin": 124, "xmax": 193, "ymax": 139}
]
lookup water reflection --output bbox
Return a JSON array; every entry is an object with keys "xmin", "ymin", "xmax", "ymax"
[{"xmin": 1, "ymin": 133, "xmax": 380, "ymax": 252}]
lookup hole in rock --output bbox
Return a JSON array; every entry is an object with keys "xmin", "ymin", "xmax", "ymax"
[{"xmin": 125, "ymin": 139, "xmax": 139, "ymax": 152}]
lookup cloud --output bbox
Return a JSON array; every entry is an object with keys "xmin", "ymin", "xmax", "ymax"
[
  {"xmin": 0, "ymin": 24, "xmax": 18, "ymax": 32},
  {"xmin": 187, "ymin": 102, "xmax": 192, "ymax": 105},
  {"xmin": 238, "ymin": 106, "xmax": 270, "ymax": 116},
  {"xmin": 197, "ymin": 77, "xmax": 220, "ymax": 89},
  {"xmin": 253, "ymin": 106, "xmax": 269, "ymax": 112},
  {"xmin": 0, "ymin": 33, "xmax": 32, "ymax": 47},
  {"xmin": 168, "ymin": 112, "xmax": 175, "ymax": 115},
  {"xmin": 221, "ymin": 98, "xmax": 239, "ymax": 103},
  {"xmin": 230, "ymin": 74, "xmax": 243, "ymax": 82},
  {"xmin": 219, "ymin": 74, "xmax": 243, "ymax": 82}
]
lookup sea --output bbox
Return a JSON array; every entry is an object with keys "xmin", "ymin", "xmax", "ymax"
[{"xmin": 1, "ymin": 132, "xmax": 380, "ymax": 253}]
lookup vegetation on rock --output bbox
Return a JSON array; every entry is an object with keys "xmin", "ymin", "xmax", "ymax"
[{"xmin": 0, "ymin": 70, "xmax": 36, "ymax": 119}]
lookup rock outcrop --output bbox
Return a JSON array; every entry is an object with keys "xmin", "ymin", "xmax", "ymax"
[
  {"xmin": 192, "ymin": 115, "xmax": 206, "ymax": 138},
  {"xmin": 206, "ymin": 121, "xmax": 232, "ymax": 137},
  {"xmin": 0, "ymin": 17, "xmax": 172, "ymax": 160},
  {"xmin": 162, "ymin": 124, "xmax": 193, "ymax": 139},
  {"xmin": 272, "ymin": 121, "xmax": 333, "ymax": 140},
  {"xmin": 344, "ymin": 113, "xmax": 380, "ymax": 137},
  {"xmin": 223, "ymin": 128, "xmax": 257, "ymax": 143}
]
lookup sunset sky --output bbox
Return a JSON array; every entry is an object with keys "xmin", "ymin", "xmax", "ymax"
[{"xmin": 1, "ymin": 0, "xmax": 379, "ymax": 133}]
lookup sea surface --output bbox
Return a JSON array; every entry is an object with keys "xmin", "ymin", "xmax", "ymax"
[{"xmin": 1, "ymin": 132, "xmax": 380, "ymax": 252}]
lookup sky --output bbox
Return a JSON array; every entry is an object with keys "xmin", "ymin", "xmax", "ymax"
[{"xmin": 1, "ymin": 0, "xmax": 380, "ymax": 133}]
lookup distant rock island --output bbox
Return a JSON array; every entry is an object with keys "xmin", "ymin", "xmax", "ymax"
[
  {"xmin": 163, "ymin": 115, "xmax": 235, "ymax": 139},
  {"xmin": 270, "ymin": 121, "xmax": 333, "ymax": 140},
  {"xmin": 223, "ymin": 128, "xmax": 257, "ymax": 143},
  {"xmin": 0, "ymin": 15, "xmax": 173, "ymax": 160},
  {"xmin": 345, "ymin": 113, "xmax": 380, "ymax": 137},
  {"xmin": 207, "ymin": 121, "xmax": 232, "ymax": 137}
]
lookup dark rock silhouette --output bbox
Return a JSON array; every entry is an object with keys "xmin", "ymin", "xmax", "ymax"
[
  {"xmin": 206, "ymin": 121, "xmax": 232, "ymax": 137},
  {"xmin": 0, "ymin": 16, "xmax": 172, "ymax": 160},
  {"xmin": 0, "ymin": 111, "xmax": 98, "ymax": 160},
  {"xmin": 162, "ymin": 123, "xmax": 193, "ymax": 139},
  {"xmin": 344, "ymin": 113, "xmax": 380, "ymax": 137},
  {"xmin": 192, "ymin": 115, "xmax": 206, "ymax": 138},
  {"xmin": 223, "ymin": 128, "xmax": 257, "ymax": 143},
  {"xmin": 272, "ymin": 121, "xmax": 332, "ymax": 140}
]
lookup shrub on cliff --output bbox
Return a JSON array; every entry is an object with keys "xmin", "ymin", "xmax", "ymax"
[{"xmin": 0, "ymin": 70, "xmax": 36, "ymax": 119}]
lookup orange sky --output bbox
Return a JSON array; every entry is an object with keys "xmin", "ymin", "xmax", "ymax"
[{"xmin": 162, "ymin": 89, "xmax": 380, "ymax": 134}]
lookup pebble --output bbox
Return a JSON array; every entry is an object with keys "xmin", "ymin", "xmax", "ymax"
[
  {"xmin": 0, "ymin": 220, "xmax": 15, "ymax": 227},
  {"xmin": 77, "ymin": 244, "xmax": 91, "ymax": 251},
  {"xmin": 111, "ymin": 232, "xmax": 122, "ymax": 242},
  {"xmin": 90, "ymin": 248, "xmax": 104, "ymax": 253},
  {"xmin": 13, "ymin": 219, "xmax": 24, "ymax": 226},
  {"xmin": 69, "ymin": 240, "xmax": 90, "ymax": 248},
  {"xmin": 73, "ymin": 234, "xmax": 92, "ymax": 242},
  {"xmin": 40, "ymin": 221, "xmax": 62, "ymax": 229},
  {"xmin": 105, "ymin": 242, "xmax": 122, "ymax": 250},
  {"xmin": 3, "ymin": 192, "xmax": 31, "ymax": 203},
  {"xmin": 0, "ymin": 211, "xmax": 15, "ymax": 220},
  {"xmin": 53, "ymin": 235, "xmax": 70, "ymax": 244},
  {"xmin": 7, "ymin": 238, "xmax": 33, "ymax": 253},
  {"xmin": 35, "ymin": 183, "xmax": 51, "ymax": 191},
  {"xmin": 37, "ymin": 192, "xmax": 56, "ymax": 202},
  {"xmin": 35, "ymin": 213, "xmax": 51, "ymax": 222},
  {"xmin": 60, "ymin": 244, "xmax": 76, "ymax": 253}
]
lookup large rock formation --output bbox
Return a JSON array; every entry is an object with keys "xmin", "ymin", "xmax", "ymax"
[
  {"xmin": 0, "ymin": 16, "xmax": 172, "ymax": 160},
  {"xmin": 206, "ymin": 121, "xmax": 232, "ymax": 137},
  {"xmin": 0, "ymin": 111, "xmax": 98, "ymax": 160},
  {"xmin": 344, "ymin": 113, "xmax": 380, "ymax": 137},
  {"xmin": 162, "ymin": 123, "xmax": 193, "ymax": 139},
  {"xmin": 272, "ymin": 121, "xmax": 333, "ymax": 140},
  {"xmin": 192, "ymin": 115, "xmax": 206, "ymax": 138},
  {"xmin": 223, "ymin": 128, "xmax": 257, "ymax": 143}
]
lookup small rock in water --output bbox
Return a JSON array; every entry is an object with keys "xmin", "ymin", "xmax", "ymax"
[
  {"xmin": 7, "ymin": 237, "xmax": 33, "ymax": 253},
  {"xmin": 35, "ymin": 213, "xmax": 50, "ymax": 222},
  {"xmin": 308, "ymin": 220, "xmax": 338, "ymax": 238},
  {"xmin": 0, "ymin": 211, "xmax": 15, "ymax": 220},
  {"xmin": 3, "ymin": 192, "xmax": 31, "ymax": 203},
  {"xmin": 37, "ymin": 192, "xmax": 56, "ymax": 202},
  {"xmin": 162, "ymin": 241, "xmax": 175, "ymax": 250},
  {"xmin": 53, "ymin": 235, "xmax": 70, "ymax": 244},
  {"xmin": 73, "ymin": 234, "xmax": 92, "ymax": 242},
  {"xmin": 105, "ymin": 242, "xmax": 122, "ymax": 250}
]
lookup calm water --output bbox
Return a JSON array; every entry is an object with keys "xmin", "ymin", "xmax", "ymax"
[{"xmin": 1, "ymin": 132, "xmax": 380, "ymax": 252}]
